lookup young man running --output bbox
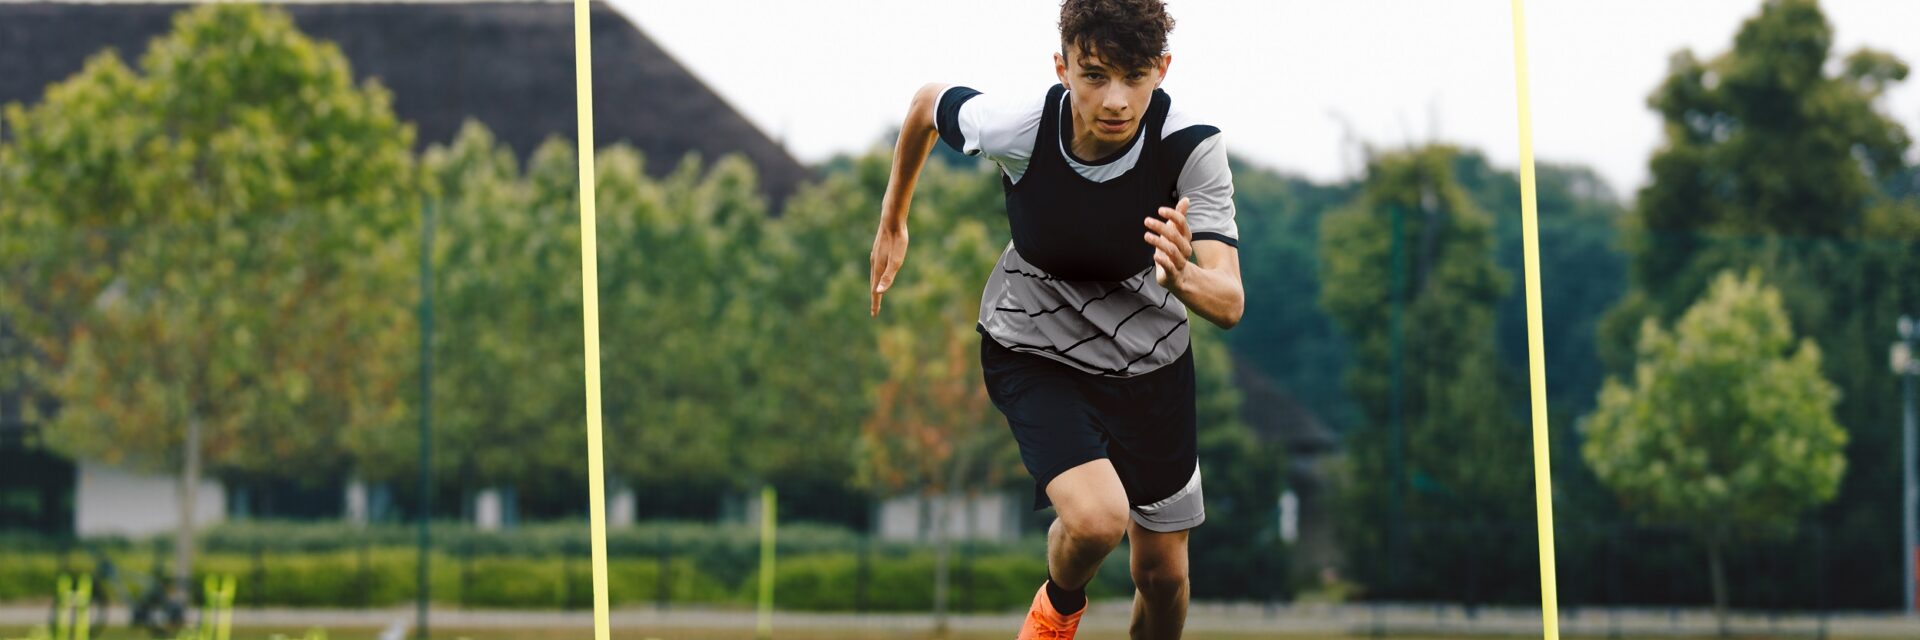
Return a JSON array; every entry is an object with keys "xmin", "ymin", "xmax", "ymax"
[{"xmin": 868, "ymin": 1, "xmax": 1242, "ymax": 637}]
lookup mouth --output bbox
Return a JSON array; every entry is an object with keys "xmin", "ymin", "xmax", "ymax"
[{"xmin": 1097, "ymin": 118, "xmax": 1130, "ymax": 134}]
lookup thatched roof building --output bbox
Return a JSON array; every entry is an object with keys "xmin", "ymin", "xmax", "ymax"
[{"xmin": 0, "ymin": 1, "xmax": 810, "ymax": 205}]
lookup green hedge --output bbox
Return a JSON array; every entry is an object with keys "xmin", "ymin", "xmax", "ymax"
[
  {"xmin": 743, "ymin": 551, "xmax": 1090, "ymax": 612},
  {"xmin": 189, "ymin": 521, "xmax": 908, "ymax": 557},
  {"xmin": 0, "ymin": 547, "xmax": 1089, "ymax": 612},
  {"xmin": 6, "ymin": 521, "xmax": 891, "ymax": 556},
  {"xmin": 0, "ymin": 520, "xmax": 1153, "ymax": 611},
  {"xmin": 0, "ymin": 555, "xmax": 63, "ymax": 602},
  {"xmin": 729, "ymin": 549, "xmax": 1106, "ymax": 611}
]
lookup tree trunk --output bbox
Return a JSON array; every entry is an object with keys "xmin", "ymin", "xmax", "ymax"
[
  {"xmin": 932, "ymin": 488, "xmax": 950, "ymax": 639},
  {"xmin": 962, "ymin": 487, "xmax": 977, "ymax": 612},
  {"xmin": 931, "ymin": 437, "xmax": 979, "ymax": 639},
  {"xmin": 1707, "ymin": 537, "xmax": 1729, "ymax": 637},
  {"xmin": 176, "ymin": 411, "xmax": 203, "ymax": 602}
]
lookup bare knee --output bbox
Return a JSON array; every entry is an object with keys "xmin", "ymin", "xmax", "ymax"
[
  {"xmin": 1131, "ymin": 526, "xmax": 1191, "ymax": 601},
  {"xmin": 1132, "ymin": 562, "xmax": 1189, "ymax": 601},
  {"xmin": 1046, "ymin": 459, "xmax": 1130, "ymax": 552},
  {"xmin": 1057, "ymin": 505, "xmax": 1129, "ymax": 550}
]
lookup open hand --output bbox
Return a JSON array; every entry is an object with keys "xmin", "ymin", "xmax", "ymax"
[
  {"xmin": 870, "ymin": 223, "xmax": 908, "ymax": 316},
  {"xmin": 1143, "ymin": 197, "xmax": 1193, "ymax": 291}
]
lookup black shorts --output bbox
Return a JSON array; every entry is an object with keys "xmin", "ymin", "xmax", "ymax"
[{"xmin": 979, "ymin": 327, "xmax": 1205, "ymax": 532}]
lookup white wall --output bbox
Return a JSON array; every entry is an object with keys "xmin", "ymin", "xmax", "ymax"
[
  {"xmin": 475, "ymin": 487, "xmax": 504, "ymax": 531},
  {"xmin": 875, "ymin": 490, "xmax": 1021, "ymax": 543},
  {"xmin": 344, "ymin": 479, "xmax": 369, "ymax": 526},
  {"xmin": 75, "ymin": 459, "xmax": 224, "ymax": 538},
  {"xmin": 609, "ymin": 486, "xmax": 636, "ymax": 529}
]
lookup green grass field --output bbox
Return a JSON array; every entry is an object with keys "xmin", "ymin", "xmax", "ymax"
[{"xmin": 0, "ymin": 627, "xmax": 1854, "ymax": 640}]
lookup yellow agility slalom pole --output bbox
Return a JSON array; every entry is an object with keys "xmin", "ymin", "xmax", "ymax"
[
  {"xmin": 1508, "ymin": 2, "xmax": 1560, "ymax": 638},
  {"xmin": 75, "ymin": 574, "xmax": 90, "ymax": 640},
  {"xmin": 55, "ymin": 574, "xmax": 73, "ymax": 640},
  {"xmin": 573, "ymin": 1, "xmax": 612, "ymax": 640},
  {"xmin": 757, "ymin": 485, "xmax": 777, "ymax": 640},
  {"xmin": 75, "ymin": 574, "xmax": 89, "ymax": 640},
  {"xmin": 216, "ymin": 574, "xmax": 235, "ymax": 640}
]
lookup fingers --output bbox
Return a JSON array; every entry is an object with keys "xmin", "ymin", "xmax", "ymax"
[
  {"xmin": 870, "ymin": 227, "xmax": 908, "ymax": 317},
  {"xmin": 1153, "ymin": 250, "xmax": 1178, "ymax": 286},
  {"xmin": 1143, "ymin": 230, "xmax": 1184, "ymax": 282},
  {"xmin": 1155, "ymin": 199, "xmax": 1193, "ymax": 258},
  {"xmin": 1157, "ymin": 197, "xmax": 1189, "ymax": 222},
  {"xmin": 871, "ymin": 266, "xmax": 896, "ymax": 317},
  {"xmin": 1145, "ymin": 209, "xmax": 1193, "ymax": 260},
  {"xmin": 1142, "ymin": 228, "xmax": 1180, "ymax": 256},
  {"xmin": 1143, "ymin": 200, "xmax": 1192, "ymax": 288},
  {"xmin": 1154, "ymin": 201, "xmax": 1191, "ymax": 235},
  {"xmin": 1173, "ymin": 196, "xmax": 1191, "ymax": 237},
  {"xmin": 869, "ymin": 249, "xmax": 884, "ymax": 317}
]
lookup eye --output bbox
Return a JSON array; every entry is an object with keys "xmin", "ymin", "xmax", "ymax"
[
  {"xmin": 1127, "ymin": 71, "xmax": 1146, "ymax": 81},
  {"xmin": 1084, "ymin": 72, "xmax": 1104, "ymax": 82}
]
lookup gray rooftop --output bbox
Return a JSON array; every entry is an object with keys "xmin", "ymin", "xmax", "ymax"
[{"xmin": 0, "ymin": 1, "xmax": 811, "ymax": 206}]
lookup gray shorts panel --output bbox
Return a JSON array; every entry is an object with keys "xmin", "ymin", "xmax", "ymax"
[{"xmin": 1129, "ymin": 462, "xmax": 1205, "ymax": 533}]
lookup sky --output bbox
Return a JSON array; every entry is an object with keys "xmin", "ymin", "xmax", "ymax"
[{"xmin": 606, "ymin": 0, "xmax": 1920, "ymax": 200}]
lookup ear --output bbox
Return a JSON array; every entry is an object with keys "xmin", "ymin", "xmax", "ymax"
[
  {"xmin": 1155, "ymin": 53, "xmax": 1172, "ymax": 87},
  {"xmin": 1054, "ymin": 51, "xmax": 1070, "ymax": 86}
]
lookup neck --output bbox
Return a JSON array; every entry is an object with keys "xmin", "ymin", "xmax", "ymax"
[{"xmin": 1068, "ymin": 108, "xmax": 1129, "ymax": 161}]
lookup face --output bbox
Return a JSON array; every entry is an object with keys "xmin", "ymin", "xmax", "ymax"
[{"xmin": 1054, "ymin": 43, "xmax": 1171, "ymax": 152}]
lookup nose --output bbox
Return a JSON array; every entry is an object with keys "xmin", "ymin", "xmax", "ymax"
[{"xmin": 1102, "ymin": 89, "xmax": 1128, "ymax": 116}]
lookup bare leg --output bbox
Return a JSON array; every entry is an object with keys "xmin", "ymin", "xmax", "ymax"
[
  {"xmin": 1043, "ymin": 458, "xmax": 1132, "ymax": 591},
  {"xmin": 1127, "ymin": 517, "xmax": 1191, "ymax": 639}
]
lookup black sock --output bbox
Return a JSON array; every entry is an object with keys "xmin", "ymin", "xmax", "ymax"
[{"xmin": 1044, "ymin": 572, "xmax": 1087, "ymax": 614}]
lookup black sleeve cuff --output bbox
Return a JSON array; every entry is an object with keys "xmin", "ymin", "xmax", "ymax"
[
  {"xmin": 935, "ymin": 86, "xmax": 982, "ymax": 154},
  {"xmin": 1193, "ymin": 232, "xmax": 1238, "ymax": 248}
]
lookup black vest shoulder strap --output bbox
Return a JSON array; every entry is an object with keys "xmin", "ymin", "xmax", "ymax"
[
  {"xmin": 1153, "ymin": 88, "xmax": 1218, "ymax": 179},
  {"xmin": 1033, "ymin": 84, "xmax": 1068, "ymax": 165},
  {"xmin": 1143, "ymin": 88, "xmax": 1172, "ymax": 144},
  {"xmin": 1160, "ymin": 123, "xmax": 1220, "ymax": 180}
]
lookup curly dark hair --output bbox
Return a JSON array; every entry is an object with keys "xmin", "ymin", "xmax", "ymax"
[{"xmin": 1058, "ymin": 0, "xmax": 1175, "ymax": 73}]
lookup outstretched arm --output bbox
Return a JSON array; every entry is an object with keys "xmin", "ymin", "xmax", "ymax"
[{"xmin": 870, "ymin": 82, "xmax": 949, "ymax": 317}]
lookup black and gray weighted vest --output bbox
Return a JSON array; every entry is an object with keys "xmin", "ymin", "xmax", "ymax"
[{"xmin": 1002, "ymin": 84, "xmax": 1219, "ymax": 282}]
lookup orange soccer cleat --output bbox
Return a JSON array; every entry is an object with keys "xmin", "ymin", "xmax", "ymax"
[{"xmin": 1015, "ymin": 580, "xmax": 1086, "ymax": 639}]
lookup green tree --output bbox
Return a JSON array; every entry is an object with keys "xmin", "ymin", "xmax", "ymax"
[
  {"xmin": 408, "ymin": 123, "xmax": 588, "ymax": 516},
  {"xmin": 1598, "ymin": 0, "xmax": 1920, "ymax": 606},
  {"xmin": 596, "ymin": 146, "xmax": 796, "ymax": 505},
  {"xmin": 587, "ymin": 135, "xmax": 894, "ymax": 519},
  {"xmin": 850, "ymin": 151, "xmax": 1009, "ymax": 632},
  {"xmin": 417, "ymin": 121, "xmax": 843, "ymax": 521},
  {"xmin": 1225, "ymin": 158, "xmax": 1362, "ymax": 431},
  {"xmin": 0, "ymin": 3, "xmax": 415, "ymax": 596},
  {"xmin": 1583, "ymin": 270, "xmax": 1844, "ymax": 632},
  {"xmin": 1440, "ymin": 155, "xmax": 1638, "ymax": 566},
  {"xmin": 1444, "ymin": 155, "xmax": 1629, "ymax": 424},
  {"xmin": 1182, "ymin": 321, "xmax": 1284, "ymax": 600},
  {"xmin": 1319, "ymin": 144, "xmax": 1523, "ymax": 598},
  {"xmin": 738, "ymin": 158, "xmax": 894, "ymax": 513}
]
